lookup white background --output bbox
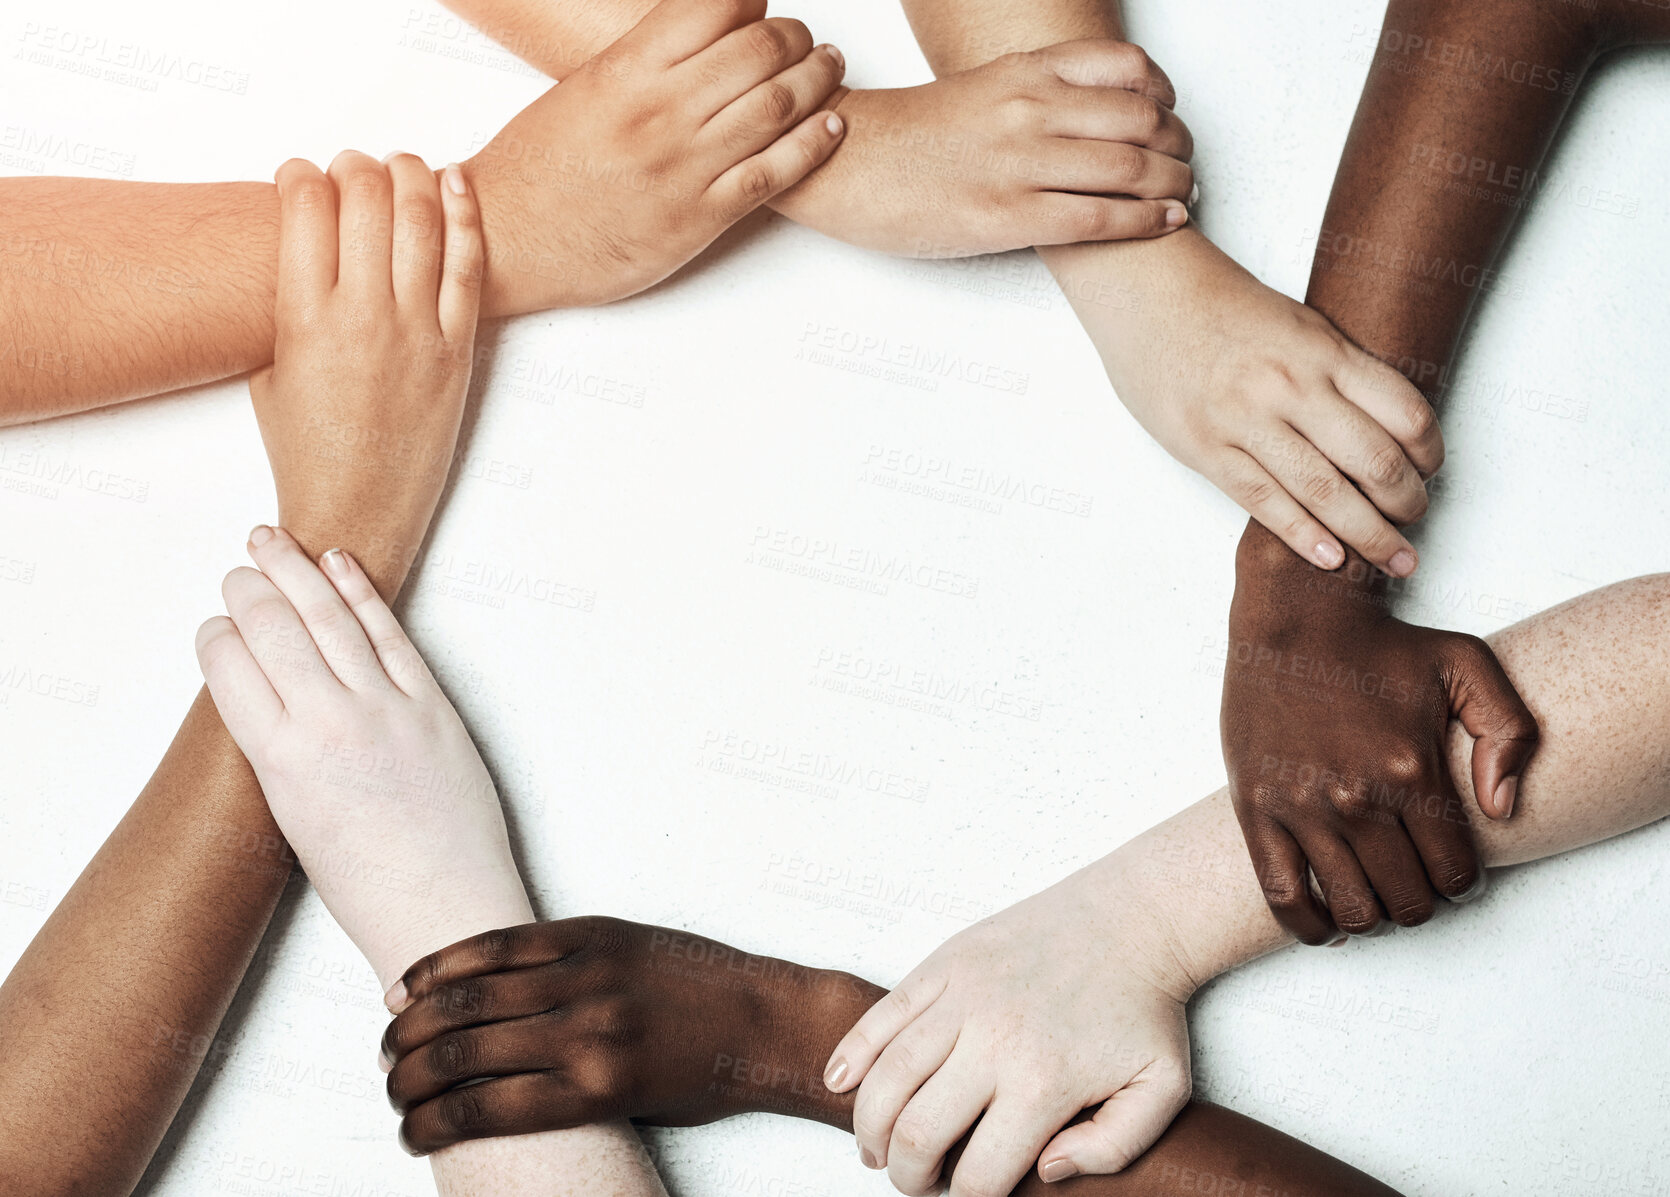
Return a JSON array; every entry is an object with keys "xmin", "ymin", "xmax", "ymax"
[{"xmin": 2, "ymin": 0, "xmax": 1668, "ymax": 1193}]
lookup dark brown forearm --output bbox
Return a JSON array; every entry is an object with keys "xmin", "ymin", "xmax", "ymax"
[{"xmin": 1304, "ymin": 0, "xmax": 1610, "ymax": 395}]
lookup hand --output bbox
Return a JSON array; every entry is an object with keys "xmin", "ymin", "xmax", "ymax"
[
  {"xmin": 466, "ymin": 0, "xmax": 848, "ymax": 314},
  {"xmin": 823, "ymin": 866, "xmax": 1193, "ymax": 1194},
  {"xmin": 1221, "ymin": 524, "xmax": 1540, "ymax": 944},
  {"xmin": 772, "ymin": 40, "xmax": 1195, "ymax": 255},
  {"xmin": 1083, "ymin": 233, "xmax": 1442, "ymax": 575},
  {"xmin": 378, "ymin": 916, "xmax": 874, "ymax": 1153},
  {"xmin": 196, "ymin": 530, "xmax": 531, "ymax": 984},
  {"xmin": 252, "ymin": 153, "xmax": 483, "ymax": 597}
]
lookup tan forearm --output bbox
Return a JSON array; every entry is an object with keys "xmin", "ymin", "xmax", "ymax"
[
  {"xmin": 436, "ymin": 0, "xmax": 655, "ymax": 79},
  {"xmin": 0, "ymin": 689, "xmax": 285, "ymax": 1196},
  {"xmin": 1108, "ymin": 574, "xmax": 1670, "ymax": 993}
]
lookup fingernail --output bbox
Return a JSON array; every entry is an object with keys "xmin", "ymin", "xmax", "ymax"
[
  {"xmin": 1313, "ymin": 540, "xmax": 1344, "ymax": 569},
  {"xmin": 860, "ymin": 1147, "xmax": 880, "ymax": 1170},
  {"xmin": 824, "ymin": 112, "xmax": 844, "ymax": 136},
  {"xmin": 1164, "ymin": 203, "xmax": 1188, "ymax": 228},
  {"xmin": 1494, "ymin": 775, "xmax": 1519, "ymax": 818},
  {"xmin": 1328, "ymin": 934, "xmax": 1349, "ymax": 948},
  {"xmin": 379, "ymin": 1046, "xmax": 394, "ymax": 1074},
  {"xmin": 1040, "ymin": 1159, "xmax": 1080, "ymax": 1183},
  {"xmin": 1188, "ymin": 181, "xmax": 1201, "ymax": 207},
  {"xmin": 444, "ymin": 163, "xmax": 467, "ymax": 196},
  {"xmin": 384, "ymin": 979, "xmax": 410, "ymax": 1013},
  {"xmin": 321, "ymin": 548, "xmax": 350, "ymax": 579},
  {"xmin": 824, "ymin": 1057, "xmax": 848, "ymax": 1090},
  {"xmin": 821, "ymin": 43, "xmax": 845, "ymax": 72},
  {"xmin": 1387, "ymin": 548, "xmax": 1418, "ymax": 577},
  {"xmin": 248, "ymin": 524, "xmax": 273, "ymax": 548},
  {"xmin": 1454, "ymin": 872, "xmax": 1488, "ymax": 903}
]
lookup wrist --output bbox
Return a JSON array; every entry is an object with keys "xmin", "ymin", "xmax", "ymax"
[{"xmin": 1233, "ymin": 520, "xmax": 1389, "ymax": 631}]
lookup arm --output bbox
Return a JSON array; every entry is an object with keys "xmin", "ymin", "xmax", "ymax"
[
  {"xmin": 1222, "ymin": 0, "xmax": 1670, "ymax": 944},
  {"xmin": 376, "ymin": 573, "xmax": 1670, "ymax": 1189},
  {"xmin": 895, "ymin": 0, "xmax": 1443, "ymax": 576},
  {"xmin": 434, "ymin": 0, "xmax": 1199, "ymax": 258},
  {"xmin": 0, "ymin": 156, "xmax": 471, "ymax": 1195},
  {"xmin": 820, "ymin": 570, "xmax": 1670, "ymax": 1190},
  {"xmin": 0, "ymin": 0, "xmax": 846, "ymax": 425}
]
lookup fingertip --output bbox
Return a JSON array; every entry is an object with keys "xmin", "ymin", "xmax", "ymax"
[
  {"xmin": 824, "ymin": 110, "xmax": 845, "ymax": 138},
  {"xmin": 1387, "ymin": 547, "xmax": 1419, "ymax": 578},
  {"xmin": 823, "ymin": 1055, "xmax": 850, "ymax": 1092},
  {"xmin": 1492, "ymin": 775, "xmax": 1519, "ymax": 819},
  {"xmin": 1039, "ymin": 1157, "xmax": 1080, "ymax": 1183},
  {"xmin": 443, "ymin": 162, "xmax": 469, "ymax": 198},
  {"xmin": 1163, "ymin": 202, "xmax": 1187, "ymax": 230},
  {"xmin": 385, "ymin": 977, "xmax": 412, "ymax": 1014}
]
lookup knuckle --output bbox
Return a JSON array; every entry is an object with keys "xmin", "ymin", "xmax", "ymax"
[
  {"xmin": 433, "ymin": 1032, "xmax": 478, "ymax": 1081},
  {"xmin": 890, "ymin": 1110, "xmax": 939, "ymax": 1158},
  {"xmin": 475, "ymin": 926, "xmax": 515, "ymax": 965},
  {"xmin": 741, "ymin": 20, "xmax": 788, "ymax": 63},
  {"xmin": 344, "ymin": 164, "xmax": 392, "ymax": 201},
  {"xmin": 1380, "ymin": 748, "xmax": 1428, "ymax": 790},
  {"xmin": 1300, "ymin": 470, "xmax": 1343, "ymax": 507},
  {"xmin": 436, "ymin": 1085, "xmax": 487, "ymax": 1136},
  {"xmin": 1261, "ymin": 876, "xmax": 1309, "ymax": 911},
  {"xmin": 1132, "ymin": 94, "xmax": 1164, "ymax": 137},
  {"xmin": 1364, "ymin": 443, "xmax": 1410, "ymax": 489},
  {"xmin": 287, "ymin": 176, "xmax": 334, "ymax": 212},
  {"xmin": 759, "ymin": 79, "xmax": 799, "ymax": 124},
  {"xmin": 440, "ymin": 978, "xmax": 490, "ymax": 1021},
  {"xmin": 1330, "ymin": 900, "xmax": 1381, "ymax": 934},
  {"xmin": 736, "ymin": 163, "xmax": 779, "ymax": 204}
]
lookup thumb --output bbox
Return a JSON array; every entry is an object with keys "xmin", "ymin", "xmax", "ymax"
[
  {"xmin": 1443, "ymin": 633, "xmax": 1540, "ymax": 820},
  {"xmin": 1035, "ymin": 1061, "xmax": 1190, "ymax": 1180}
]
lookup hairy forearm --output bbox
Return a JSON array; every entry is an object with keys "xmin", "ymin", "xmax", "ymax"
[
  {"xmin": 1115, "ymin": 574, "xmax": 1670, "ymax": 993},
  {"xmin": 438, "ymin": 0, "xmax": 653, "ymax": 79}
]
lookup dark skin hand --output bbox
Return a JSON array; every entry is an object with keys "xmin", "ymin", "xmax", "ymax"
[
  {"xmin": 377, "ymin": 917, "xmax": 1402, "ymax": 1196},
  {"xmin": 1225, "ymin": 0, "xmax": 1670, "ymax": 943}
]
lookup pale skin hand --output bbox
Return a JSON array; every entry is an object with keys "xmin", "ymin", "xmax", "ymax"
[
  {"xmin": 826, "ymin": 573, "xmax": 1670, "ymax": 1192},
  {"xmin": 435, "ymin": 0, "xmax": 1198, "ymax": 254},
  {"xmin": 204, "ymin": 152, "xmax": 663, "ymax": 1196},
  {"xmin": 0, "ymin": 0, "xmax": 846, "ymax": 424},
  {"xmin": 895, "ymin": 0, "xmax": 1440, "ymax": 577},
  {"xmin": 0, "ymin": 160, "xmax": 487, "ymax": 1197}
]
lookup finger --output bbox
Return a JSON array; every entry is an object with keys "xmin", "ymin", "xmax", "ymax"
[
  {"xmin": 327, "ymin": 150, "xmax": 394, "ymax": 300},
  {"xmin": 884, "ymin": 1049, "xmax": 998, "ymax": 1195},
  {"xmin": 936, "ymin": 1092, "xmax": 1060, "ymax": 1197},
  {"xmin": 1039, "ymin": 38, "xmax": 1177, "ymax": 108},
  {"xmin": 389, "ymin": 1011, "xmax": 574, "ymax": 1113},
  {"xmin": 382, "ymin": 958, "xmax": 575, "ymax": 1067},
  {"xmin": 622, "ymin": 0, "xmax": 767, "ymax": 67},
  {"xmin": 246, "ymin": 527, "xmax": 383, "ymax": 692},
  {"xmin": 824, "ymin": 970, "xmax": 949, "ymax": 1094},
  {"xmin": 1214, "ymin": 447, "xmax": 1344, "ymax": 571},
  {"xmin": 316, "ymin": 546, "xmax": 435, "ymax": 698},
  {"xmin": 272, "ymin": 158, "xmax": 336, "ymax": 299},
  {"xmin": 195, "ymin": 616, "xmax": 283, "ymax": 742},
  {"xmin": 708, "ymin": 109, "xmax": 846, "ymax": 223},
  {"xmin": 390, "ymin": 920, "xmax": 590, "ymax": 1013},
  {"xmin": 384, "ymin": 153, "xmax": 444, "ymax": 313},
  {"xmin": 1443, "ymin": 634, "xmax": 1540, "ymax": 820},
  {"xmin": 1289, "ymin": 390, "xmax": 1430, "ymax": 525},
  {"xmin": 681, "ymin": 17, "xmax": 815, "ymax": 119},
  {"xmin": 399, "ymin": 1070, "xmax": 594, "ymax": 1156},
  {"xmin": 436, "ymin": 164, "xmax": 485, "ymax": 345},
  {"xmin": 1036, "ymin": 1060, "xmax": 1191, "ymax": 1179},
  {"xmin": 1034, "ymin": 141, "xmax": 1193, "ymax": 201},
  {"xmin": 1243, "ymin": 819, "xmax": 1336, "ymax": 945},
  {"xmin": 1043, "ymin": 86, "xmax": 1192, "ymax": 160},
  {"xmin": 702, "ymin": 42, "xmax": 845, "ymax": 162},
  {"xmin": 1332, "ymin": 349, "xmax": 1445, "ymax": 479},
  {"xmin": 852, "ymin": 1011, "xmax": 962, "ymax": 1169},
  {"xmin": 1345, "ymin": 823, "xmax": 1438, "ymax": 927},
  {"xmin": 1255, "ymin": 424, "xmax": 1418, "ymax": 577},
  {"xmin": 1401, "ymin": 785, "xmax": 1485, "ymax": 902},
  {"xmin": 1295, "ymin": 826, "xmax": 1385, "ymax": 937},
  {"xmin": 220, "ymin": 564, "xmax": 336, "ymax": 707},
  {"xmin": 1024, "ymin": 192, "xmax": 1188, "ymax": 245}
]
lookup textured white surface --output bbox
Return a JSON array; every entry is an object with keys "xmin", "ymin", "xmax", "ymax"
[{"xmin": 2, "ymin": 1, "xmax": 1668, "ymax": 1194}]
